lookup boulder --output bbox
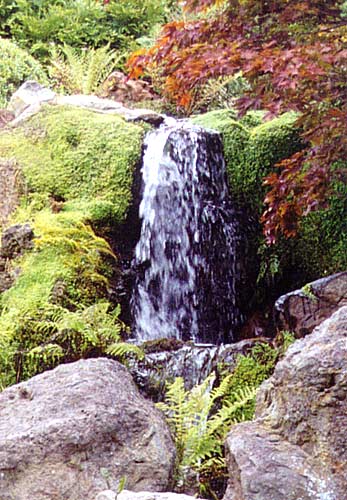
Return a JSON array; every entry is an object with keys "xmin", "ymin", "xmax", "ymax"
[
  {"xmin": 274, "ymin": 271, "xmax": 347, "ymax": 337},
  {"xmin": 56, "ymin": 94, "xmax": 164, "ymax": 126},
  {"xmin": 8, "ymin": 80, "xmax": 55, "ymax": 119},
  {"xmin": 0, "ymin": 223, "xmax": 34, "ymax": 259},
  {"xmin": 224, "ymin": 306, "xmax": 347, "ymax": 500},
  {"xmin": 0, "ymin": 358, "xmax": 176, "ymax": 500},
  {"xmin": 96, "ymin": 491, "xmax": 202, "ymax": 500}
]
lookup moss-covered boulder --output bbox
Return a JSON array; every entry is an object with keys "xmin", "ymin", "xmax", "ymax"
[
  {"xmin": 0, "ymin": 104, "xmax": 146, "ymax": 387},
  {"xmin": 192, "ymin": 110, "xmax": 347, "ymax": 311}
]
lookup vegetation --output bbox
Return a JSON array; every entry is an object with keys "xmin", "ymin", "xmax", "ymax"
[
  {"xmin": 0, "ymin": 0, "xmax": 171, "ymax": 62},
  {"xmin": 48, "ymin": 44, "xmax": 121, "ymax": 95},
  {"xmin": 158, "ymin": 335, "xmax": 294, "ymax": 497},
  {"xmin": 192, "ymin": 109, "xmax": 347, "ymax": 299},
  {"xmin": 0, "ymin": 37, "xmax": 47, "ymax": 107},
  {"xmin": 0, "ymin": 106, "xmax": 147, "ymax": 388},
  {"xmin": 128, "ymin": 0, "xmax": 347, "ymax": 243},
  {"xmin": 0, "ymin": 105, "xmax": 145, "ymax": 224}
]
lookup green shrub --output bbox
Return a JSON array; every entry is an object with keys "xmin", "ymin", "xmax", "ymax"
[
  {"xmin": 2, "ymin": 0, "xmax": 170, "ymax": 62},
  {"xmin": 48, "ymin": 44, "xmax": 121, "ymax": 95},
  {"xmin": 0, "ymin": 37, "xmax": 47, "ymax": 107}
]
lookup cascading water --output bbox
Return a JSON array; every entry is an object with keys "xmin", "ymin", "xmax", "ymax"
[{"xmin": 132, "ymin": 121, "xmax": 241, "ymax": 344}]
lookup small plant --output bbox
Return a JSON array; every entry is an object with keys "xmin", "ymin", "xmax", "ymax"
[
  {"xmin": 49, "ymin": 44, "xmax": 121, "ymax": 95},
  {"xmin": 157, "ymin": 373, "xmax": 257, "ymax": 496}
]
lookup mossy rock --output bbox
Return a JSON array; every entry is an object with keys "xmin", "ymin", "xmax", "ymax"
[
  {"xmin": 0, "ymin": 38, "xmax": 47, "ymax": 108},
  {"xmin": 0, "ymin": 104, "xmax": 145, "ymax": 225},
  {"xmin": 193, "ymin": 109, "xmax": 347, "ymax": 304},
  {"xmin": 0, "ymin": 105, "xmax": 147, "ymax": 387}
]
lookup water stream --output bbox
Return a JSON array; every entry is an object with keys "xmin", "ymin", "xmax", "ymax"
[{"xmin": 132, "ymin": 121, "xmax": 241, "ymax": 344}]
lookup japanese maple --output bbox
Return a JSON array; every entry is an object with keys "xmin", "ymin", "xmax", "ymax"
[{"xmin": 128, "ymin": 0, "xmax": 347, "ymax": 243}]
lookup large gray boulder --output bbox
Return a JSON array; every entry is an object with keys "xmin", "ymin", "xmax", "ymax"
[
  {"xmin": 274, "ymin": 271, "xmax": 347, "ymax": 337},
  {"xmin": 0, "ymin": 358, "xmax": 176, "ymax": 500},
  {"xmin": 224, "ymin": 306, "xmax": 347, "ymax": 500}
]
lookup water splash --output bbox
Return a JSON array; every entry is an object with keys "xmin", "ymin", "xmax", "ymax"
[{"xmin": 132, "ymin": 121, "xmax": 241, "ymax": 344}]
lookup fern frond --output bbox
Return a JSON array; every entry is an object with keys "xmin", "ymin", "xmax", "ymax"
[{"xmin": 106, "ymin": 342, "xmax": 144, "ymax": 360}]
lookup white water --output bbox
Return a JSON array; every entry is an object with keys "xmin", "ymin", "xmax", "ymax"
[{"xmin": 132, "ymin": 121, "xmax": 241, "ymax": 344}]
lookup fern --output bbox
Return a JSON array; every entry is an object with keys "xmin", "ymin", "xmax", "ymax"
[
  {"xmin": 49, "ymin": 44, "xmax": 121, "ymax": 95},
  {"xmin": 157, "ymin": 373, "xmax": 257, "ymax": 492}
]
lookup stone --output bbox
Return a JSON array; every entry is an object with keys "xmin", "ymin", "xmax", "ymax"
[
  {"xmin": 117, "ymin": 490, "xmax": 203, "ymax": 500},
  {"xmin": 0, "ymin": 358, "xmax": 176, "ymax": 500},
  {"xmin": 129, "ymin": 338, "xmax": 271, "ymax": 400},
  {"xmin": 8, "ymin": 80, "xmax": 55, "ymax": 118},
  {"xmin": 0, "ymin": 223, "xmax": 34, "ymax": 259},
  {"xmin": 96, "ymin": 491, "xmax": 117, "ymax": 500},
  {"xmin": 223, "ymin": 306, "xmax": 347, "ymax": 500},
  {"xmin": 274, "ymin": 271, "xmax": 347, "ymax": 337},
  {"xmin": 56, "ymin": 94, "xmax": 165, "ymax": 126},
  {"xmin": 100, "ymin": 70, "xmax": 160, "ymax": 104}
]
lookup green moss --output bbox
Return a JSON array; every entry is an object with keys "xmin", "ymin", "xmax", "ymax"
[
  {"xmin": 0, "ymin": 105, "xmax": 145, "ymax": 225},
  {"xmin": 193, "ymin": 108, "xmax": 346, "ymax": 302},
  {"xmin": 0, "ymin": 105, "xmax": 146, "ymax": 387},
  {"xmin": 193, "ymin": 110, "xmax": 303, "ymax": 212},
  {"xmin": 0, "ymin": 37, "xmax": 47, "ymax": 107}
]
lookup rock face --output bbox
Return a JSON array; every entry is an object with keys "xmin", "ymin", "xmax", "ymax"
[
  {"xmin": 224, "ymin": 306, "xmax": 347, "ymax": 500},
  {"xmin": 274, "ymin": 271, "xmax": 347, "ymax": 337},
  {"xmin": 0, "ymin": 358, "xmax": 176, "ymax": 500}
]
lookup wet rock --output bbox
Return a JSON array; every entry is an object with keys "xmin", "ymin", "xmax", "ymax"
[
  {"xmin": 128, "ymin": 339, "xmax": 270, "ymax": 400},
  {"xmin": 0, "ymin": 223, "xmax": 34, "ymax": 259},
  {"xmin": 274, "ymin": 271, "xmax": 347, "ymax": 337},
  {"xmin": 224, "ymin": 306, "xmax": 347, "ymax": 500},
  {"xmin": 0, "ymin": 358, "xmax": 176, "ymax": 500}
]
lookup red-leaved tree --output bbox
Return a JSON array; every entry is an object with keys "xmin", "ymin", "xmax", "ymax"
[{"xmin": 128, "ymin": 0, "xmax": 347, "ymax": 243}]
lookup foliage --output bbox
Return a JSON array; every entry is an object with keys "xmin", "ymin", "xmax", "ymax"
[
  {"xmin": 1, "ymin": 0, "xmax": 171, "ymax": 63},
  {"xmin": 0, "ymin": 37, "xmax": 47, "ymax": 107},
  {"xmin": 158, "ymin": 336, "xmax": 294, "ymax": 495},
  {"xmin": 0, "ymin": 209, "xmax": 143, "ymax": 388},
  {"xmin": 128, "ymin": 0, "xmax": 347, "ymax": 243},
  {"xmin": 0, "ymin": 105, "xmax": 145, "ymax": 226},
  {"xmin": 192, "ymin": 110, "xmax": 303, "ymax": 213},
  {"xmin": 192, "ymin": 109, "xmax": 347, "ymax": 300},
  {"xmin": 0, "ymin": 104, "xmax": 148, "ymax": 388},
  {"xmin": 49, "ymin": 44, "xmax": 121, "ymax": 95},
  {"xmin": 157, "ymin": 374, "xmax": 257, "ymax": 495}
]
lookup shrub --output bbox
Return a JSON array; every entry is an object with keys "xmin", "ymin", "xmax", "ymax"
[
  {"xmin": 48, "ymin": 44, "xmax": 121, "ymax": 95},
  {"xmin": 2, "ymin": 0, "xmax": 171, "ymax": 62},
  {"xmin": 0, "ymin": 37, "xmax": 47, "ymax": 107}
]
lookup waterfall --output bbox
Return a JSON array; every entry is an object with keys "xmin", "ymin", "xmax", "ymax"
[{"xmin": 132, "ymin": 121, "xmax": 241, "ymax": 344}]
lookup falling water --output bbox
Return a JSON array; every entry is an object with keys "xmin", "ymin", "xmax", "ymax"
[{"xmin": 132, "ymin": 121, "xmax": 241, "ymax": 344}]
